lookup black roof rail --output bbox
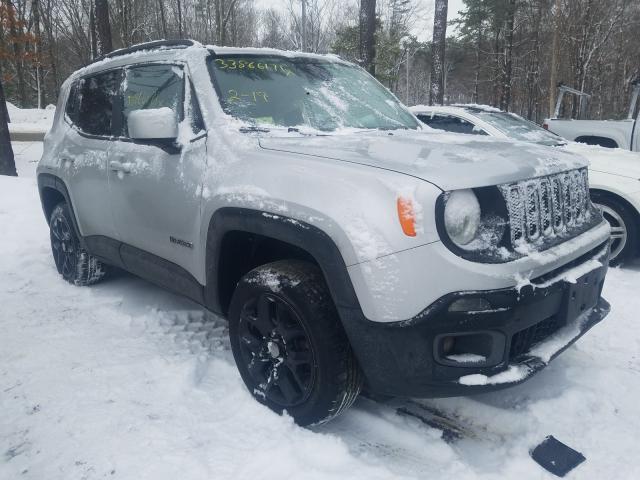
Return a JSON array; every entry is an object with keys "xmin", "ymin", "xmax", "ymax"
[{"xmin": 89, "ymin": 39, "xmax": 198, "ymax": 65}]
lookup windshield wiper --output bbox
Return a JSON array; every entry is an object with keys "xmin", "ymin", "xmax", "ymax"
[{"xmin": 239, "ymin": 125, "xmax": 314, "ymax": 136}]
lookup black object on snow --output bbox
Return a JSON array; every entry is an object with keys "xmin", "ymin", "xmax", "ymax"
[{"xmin": 530, "ymin": 435, "xmax": 586, "ymax": 477}]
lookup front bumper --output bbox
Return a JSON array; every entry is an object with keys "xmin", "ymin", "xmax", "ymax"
[{"xmin": 339, "ymin": 242, "xmax": 610, "ymax": 397}]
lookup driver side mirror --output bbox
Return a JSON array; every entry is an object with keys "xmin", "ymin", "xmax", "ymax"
[{"xmin": 127, "ymin": 107, "xmax": 178, "ymax": 141}]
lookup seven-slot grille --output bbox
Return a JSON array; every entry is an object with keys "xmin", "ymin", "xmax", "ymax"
[{"xmin": 500, "ymin": 168, "xmax": 591, "ymax": 246}]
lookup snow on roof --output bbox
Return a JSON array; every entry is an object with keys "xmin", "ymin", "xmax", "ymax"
[
  {"xmin": 206, "ymin": 45, "xmax": 349, "ymax": 63},
  {"xmin": 453, "ymin": 104, "xmax": 503, "ymax": 112},
  {"xmin": 73, "ymin": 41, "xmax": 351, "ymax": 79},
  {"xmin": 410, "ymin": 104, "xmax": 504, "ymax": 114}
]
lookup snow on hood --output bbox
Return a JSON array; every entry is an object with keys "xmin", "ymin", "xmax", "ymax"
[
  {"xmin": 259, "ymin": 129, "xmax": 588, "ymax": 191},
  {"xmin": 563, "ymin": 142, "xmax": 640, "ymax": 180}
]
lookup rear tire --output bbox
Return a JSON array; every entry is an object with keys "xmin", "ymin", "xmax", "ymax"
[
  {"xmin": 49, "ymin": 202, "xmax": 107, "ymax": 286},
  {"xmin": 228, "ymin": 260, "xmax": 362, "ymax": 426},
  {"xmin": 592, "ymin": 192, "xmax": 638, "ymax": 266}
]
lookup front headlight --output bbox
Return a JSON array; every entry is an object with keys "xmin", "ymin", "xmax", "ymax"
[{"xmin": 444, "ymin": 189, "xmax": 481, "ymax": 246}]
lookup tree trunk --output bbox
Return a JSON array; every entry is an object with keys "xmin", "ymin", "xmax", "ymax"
[
  {"xmin": 32, "ymin": 0, "xmax": 45, "ymax": 108},
  {"xmin": 215, "ymin": 0, "xmax": 221, "ymax": 43},
  {"xmin": 5, "ymin": 0, "xmax": 27, "ymax": 107},
  {"xmin": 157, "ymin": 0, "xmax": 167, "ymax": 38},
  {"xmin": 527, "ymin": 2, "xmax": 541, "ymax": 121},
  {"xmin": 177, "ymin": 0, "xmax": 183, "ymax": 38},
  {"xmin": 0, "ymin": 70, "xmax": 17, "ymax": 177},
  {"xmin": 94, "ymin": 0, "xmax": 113, "ymax": 57},
  {"xmin": 301, "ymin": 0, "xmax": 306, "ymax": 51},
  {"xmin": 548, "ymin": 0, "xmax": 561, "ymax": 117},
  {"xmin": 89, "ymin": 1, "xmax": 97, "ymax": 58},
  {"xmin": 41, "ymin": 0, "xmax": 59, "ymax": 100},
  {"xmin": 491, "ymin": 26, "xmax": 501, "ymax": 107},
  {"xmin": 359, "ymin": 0, "xmax": 376, "ymax": 75},
  {"xmin": 499, "ymin": 0, "xmax": 516, "ymax": 111},
  {"xmin": 430, "ymin": 0, "xmax": 448, "ymax": 105},
  {"xmin": 472, "ymin": 29, "xmax": 481, "ymax": 104}
]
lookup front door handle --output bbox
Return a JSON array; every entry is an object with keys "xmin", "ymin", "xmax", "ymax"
[{"xmin": 109, "ymin": 160, "xmax": 133, "ymax": 174}]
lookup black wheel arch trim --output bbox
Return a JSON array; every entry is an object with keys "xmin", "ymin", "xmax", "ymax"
[
  {"xmin": 204, "ymin": 207, "xmax": 362, "ymax": 317},
  {"xmin": 37, "ymin": 173, "xmax": 86, "ymax": 249}
]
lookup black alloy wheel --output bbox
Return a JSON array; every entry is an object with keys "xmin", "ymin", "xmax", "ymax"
[
  {"xmin": 51, "ymin": 211, "xmax": 78, "ymax": 279},
  {"xmin": 49, "ymin": 202, "xmax": 107, "ymax": 286},
  {"xmin": 228, "ymin": 260, "xmax": 363, "ymax": 426},
  {"xmin": 237, "ymin": 293, "xmax": 316, "ymax": 407}
]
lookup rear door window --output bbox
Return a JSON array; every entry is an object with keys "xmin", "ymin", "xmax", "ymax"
[
  {"xmin": 76, "ymin": 70, "xmax": 121, "ymax": 136},
  {"xmin": 65, "ymin": 82, "xmax": 79, "ymax": 124},
  {"xmin": 122, "ymin": 64, "xmax": 184, "ymax": 137}
]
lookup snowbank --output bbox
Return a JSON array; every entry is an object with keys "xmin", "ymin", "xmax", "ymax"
[{"xmin": 6, "ymin": 101, "xmax": 55, "ymax": 135}]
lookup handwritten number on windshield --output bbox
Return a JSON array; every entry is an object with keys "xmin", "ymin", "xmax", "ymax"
[
  {"xmin": 228, "ymin": 89, "xmax": 269, "ymax": 104},
  {"xmin": 215, "ymin": 58, "xmax": 293, "ymax": 76}
]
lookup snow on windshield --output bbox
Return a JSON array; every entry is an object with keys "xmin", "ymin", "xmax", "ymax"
[
  {"xmin": 208, "ymin": 56, "xmax": 419, "ymax": 132},
  {"xmin": 475, "ymin": 111, "xmax": 564, "ymax": 145}
]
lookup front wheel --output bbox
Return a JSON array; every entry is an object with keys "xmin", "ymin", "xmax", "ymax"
[
  {"xmin": 49, "ymin": 202, "xmax": 107, "ymax": 286},
  {"xmin": 228, "ymin": 260, "xmax": 362, "ymax": 426},
  {"xmin": 592, "ymin": 192, "xmax": 638, "ymax": 266}
]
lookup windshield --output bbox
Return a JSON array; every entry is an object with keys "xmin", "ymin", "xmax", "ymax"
[
  {"xmin": 208, "ymin": 55, "xmax": 419, "ymax": 132},
  {"xmin": 473, "ymin": 111, "xmax": 565, "ymax": 146}
]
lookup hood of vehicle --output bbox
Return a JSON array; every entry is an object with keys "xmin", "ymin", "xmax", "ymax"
[
  {"xmin": 258, "ymin": 129, "xmax": 588, "ymax": 191},
  {"xmin": 563, "ymin": 142, "xmax": 640, "ymax": 180}
]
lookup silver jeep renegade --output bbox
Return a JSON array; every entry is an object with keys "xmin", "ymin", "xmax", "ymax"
[{"xmin": 37, "ymin": 40, "xmax": 611, "ymax": 426}]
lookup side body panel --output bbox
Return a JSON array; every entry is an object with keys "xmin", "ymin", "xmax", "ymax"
[
  {"xmin": 56, "ymin": 122, "xmax": 118, "ymax": 239},
  {"xmin": 107, "ymin": 137, "xmax": 207, "ymax": 278},
  {"xmin": 546, "ymin": 119, "xmax": 634, "ymax": 149}
]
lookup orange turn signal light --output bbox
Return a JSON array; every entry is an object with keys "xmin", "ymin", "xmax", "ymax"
[{"xmin": 397, "ymin": 197, "xmax": 417, "ymax": 237}]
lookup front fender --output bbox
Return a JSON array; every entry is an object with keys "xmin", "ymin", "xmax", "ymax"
[{"xmin": 203, "ymin": 207, "xmax": 362, "ymax": 317}]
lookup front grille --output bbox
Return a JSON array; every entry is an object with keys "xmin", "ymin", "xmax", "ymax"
[
  {"xmin": 500, "ymin": 168, "xmax": 591, "ymax": 247},
  {"xmin": 509, "ymin": 315, "xmax": 565, "ymax": 359}
]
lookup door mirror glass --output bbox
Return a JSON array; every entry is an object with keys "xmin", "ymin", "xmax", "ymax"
[{"xmin": 127, "ymin": 107, "xmax": 179, "ymax": 140}]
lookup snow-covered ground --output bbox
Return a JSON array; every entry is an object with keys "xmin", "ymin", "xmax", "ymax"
[{"xmin": 2, "ymin": 144, "xmax": 640, "ymax": 480}]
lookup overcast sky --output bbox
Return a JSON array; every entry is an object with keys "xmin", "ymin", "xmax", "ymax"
[{"xmin": 253, "ymin": 0, "xmax": 466, "ymax": 41}]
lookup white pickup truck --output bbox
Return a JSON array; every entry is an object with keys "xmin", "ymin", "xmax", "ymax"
[{"xmin": 544, "ymin": 83, "xmax": 639, "ymax": 152}]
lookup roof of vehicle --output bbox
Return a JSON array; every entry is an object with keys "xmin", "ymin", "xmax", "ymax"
[
  {"xmin": 75, "ymin": 40, "xmax": 350, "ymax": 79},
  {"xmin": 208, "ymin": 45, "xmax": 349, "ymax": 64}
]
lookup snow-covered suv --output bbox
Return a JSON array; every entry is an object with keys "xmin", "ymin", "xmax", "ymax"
[{"xmin": 37, "ymin": 40, "xmax": 611, "ymax": 426}]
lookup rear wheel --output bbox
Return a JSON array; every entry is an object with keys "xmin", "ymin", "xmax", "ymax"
[
  {"xmin": 592, "ymin": 192, "xmax": 638, "ymax": 266},
  {"xmin": 49, "ymin": 202, "xmax": 107, "ymax": 286},
  {"xmin": 228, "ymin": 260, "xmax": 362, "ymax": 426}
]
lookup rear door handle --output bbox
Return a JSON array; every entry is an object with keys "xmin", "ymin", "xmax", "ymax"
[{"xmin": 109, "ymin": 160, "xmax": 133, "ymax": 174}]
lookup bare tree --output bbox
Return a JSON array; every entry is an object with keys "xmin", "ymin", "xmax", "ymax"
[
  {"xmin": 216, "ymin": 0, "xmax": 240, "ymax": 45},
  {"xmin": 0, "ymin": 69, "xmax": 17, "ymax": 177},
  {"xmin": 430, "ymin": 0, "xmax": 447, "ymax": 105},
  {"xmin": 548, "ymin": 0, "xmax": 561, "ymax": 116},
  {"xmin": 499, "ymin": 0, "xmax": 516, "ymax": 111},
  {"xmin": 176, "ymin": 0, "xmax": 183, "ymax": 37},
  {"xmin": 93, "ymin": 0, "xmax": 112, "ymax": 56},
  {"xmin": 31, "ymin": 0, "xmax": 45, "ymax": 107},
  {"xmin": 359, "ymin": 0, "xmax": 376, "ymax": 75}
]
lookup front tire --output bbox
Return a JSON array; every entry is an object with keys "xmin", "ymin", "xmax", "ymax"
[
  {"xmin": 228, "ymin": 260, "xmax": 362, "ymax": 426},
  {"xmin": 592, "ymin": 192, "xmax": 638, "ymax": 266},
  {"xmin": 49, "ymin": 202, "xmax": 107, "ymax": 286}
]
